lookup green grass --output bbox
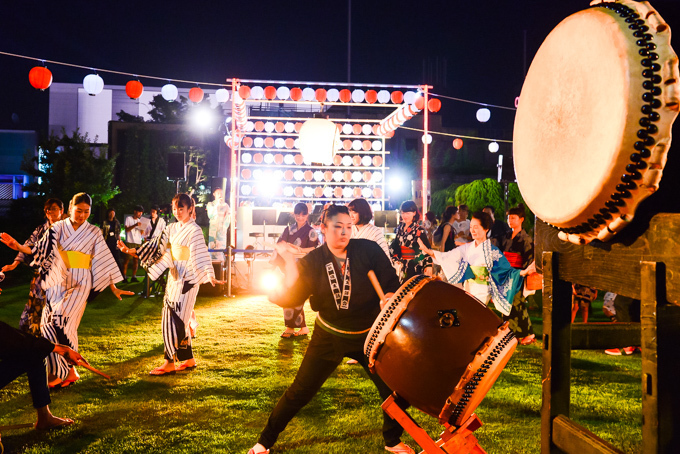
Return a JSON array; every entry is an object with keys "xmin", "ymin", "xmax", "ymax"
[{"xmin": 1, "ymin": 283, "xmax": 642, "ymax": 453}]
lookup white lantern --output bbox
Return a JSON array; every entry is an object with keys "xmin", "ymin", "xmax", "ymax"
[
  {"xmin": 302, "ymin": 87, "xmax": 315, "ymax": 101},
  {"xmin": 327, "ymin": 89, "xmax": 340, "ymax": 102},
  {"xmin": 377, "ymin": 90, "xmax": 390, "ymax": 103},
  {"xmin": 83, "ymin": 74, "xmax": 104, "ymax": 96},
  {"xmin": 476, "ymin": 108, "xmax": 491, "ymax": 123},
  {"xmin": 361, "ymin": 124, "xmax": 371, "ymax": 135},
  {"xmin": 303, "ymin": 186, "xmax": 314, "ymax": 197},
  {"xmin": 161, "ymin": 83, "xmax": 178, "ymax": 102},
  {"xmin": 251, "ymin": 86, "xmax": 264, "ymax": 99},
  {"xmin": 342, "ymin": 124, "xmax": 353, "ymax": 135},
  {"xmin": 352, "ymin": 89, "xmax": 365, "ymax": 103},
  {"xmin": 372, "ymin": 140, "xmax": 382, "ymax": 151},
  {"xmin": 264, "ymin": 122, "xmax": 275, "ymax": 133},
  {"xmin": 254, "ymin": 137, "xmax": 264, "ymax": 148},
  {"xmin": 276, "ymin": 86, "xmax": 290, "ymax": 100},
  {"xmin": 352, "ymin": 140, "xmax": 362, "ymax": 151},
  {"xmin": 264, "ymin": 153, "xmax": 275, "ymax": 163},
  {"xmin": 352, "ymin": 171, "xmax": 362, "ymax": 182},
  {"xmin": 283, "ymin": 154, "xmax": 294, "ymax": 165},
  {"xmin": 274, "ymin": 138, "xmax": 285, "ymax": 149},
  {"xmin": 422, "ymin": 134, "xmax": 433, "ymax": 144},
  {"xmin": 362, "ymin": 187, "xmax": 373, "ymax": 198},
  {"xmin": 403, "ymin": 91, "xmax": 416, "ymax": 105},
  {"xmin": 215, "ymin": 88, "xmax": 230, "ymax": 103},
  {"xmin": 294, "ymin": 138, "xmax": 300, "ymax": 149},
  {"xmin": 241, "ymin": 153, "xmax": 252, "ymax": 164},
  {"xmin": 313, "ymin": 171, "xmax": 324, "ymax": 181},
  {"xmin": 253, "ymin": 169, "xmax": 263, "ymax": 180},
  {"xmin": 241, "ymin": 184, "xmax": 252, "ymax": 195},
  {"xmin": 333, "ymin": 171, "xmax": 343, "ymax": 182},
  {"xmin": 343, "ymin": 187, "xmax": 353, "ymax": 198},
  {"xmin": 294, "ymin": 170, "xmax": 304, "ymax": 181},
  {"xmin": 373, "ymin": 171, "xmax": 383, "ymax": 182},
  {"xmin": 283, "ymin": 186, "xmax": 294, "ymax": 197},
  {"xmin": 488, "ymin": 141, "xmax": 499, "ymax": 153},
  {"xmin": 324, "ymin": 187, "xmax": 334, "ymax": 198},
  {"xmin": 284, "ymin": 122, "xmax": 295, "ymax": 133},
  {"xmin": 362, "ymin": 156, "xmax": 372, "ymax": 166},
  {"xmin": 245, "ymin": 121, "xmax": 255, "ymax": 132},
  {"xmin": 273, "ymin": 170, "xmax": 284, "ymax": 180},
  {"xmin": 298, "ymin": 118, "xmax": 339, "ymax": 165},
  {"xmin": 342, "ymin": 155, "xmax": 353, "ymax": 166}
]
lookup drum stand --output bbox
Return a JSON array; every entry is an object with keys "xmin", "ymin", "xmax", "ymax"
[{"xmin": 382, "ymin": 394, "xmax": 487, "ymax": 454}]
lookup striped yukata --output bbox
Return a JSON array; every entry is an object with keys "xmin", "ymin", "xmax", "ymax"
[
  {"xmin": 351, "ymin": 223, "xmax": 390, "ymax": 259},
  {"xmin": 31, "ymin": 219, "xmax": 123, "ymax": 379},
  {"xmin": 137, "ymin": 220, "xmax": 214, "ymax": 362}
]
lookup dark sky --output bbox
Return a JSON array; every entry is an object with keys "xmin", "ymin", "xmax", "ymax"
[{"xmin": 1, "ymin": 0, "xmax": 679, "ymax": 134}]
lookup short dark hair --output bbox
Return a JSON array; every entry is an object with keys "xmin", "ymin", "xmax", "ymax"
[
  {"xmin": 508, "ymin": 203, "xmax": 526, "ymax": 218},
  {"xmin": 293, "ymin": 202, "xmax": 308, "ymax": 215},
  {"xmin": 71, "ymin": 192, "xmax": 92, "ymax": 207},
  {"xmin": 44, "ymin": 198, "xmax": 63, "ymax": 210},
  {"xmin": 483, "ymin": 205, "xmax": 494, "ymax": 214},
  {"xmin": 400, "ymin": 200, "xmax": 421, "ymax": 222},
  {"xmin": 321, "ymin": 204, "xmax": 350, "ymax": 224},
  {"xmin": 133, "ymin": 205, "xmax": 144, "ymax": 213},
  {"xmin": 172, "ymin": 193, "xmax": 194, "ymax": 211},
  {"xmin": 471, "ymin": 210, "xmax": 493, "ymax": 231},
  {"xmin": 106, "ymin": 207, "xmax": 116, "ymax": 215},
  {"xmin": 425, "ymin": 211, "xmax": 436, "ymax": 225},
  {"xmin": 458, "ymin": 204, "xmax": 469, "ymax": 212},
  {"xmin": 442, "ymin": 205, "xmax": 458, "ymax": 223},
  {"xmin": 347, "ymin": 198, "xmax": 373, "ymax": 225},
  {"xmin": 151, "ymin": 205, "xmax": 161, "ymax": 212}
]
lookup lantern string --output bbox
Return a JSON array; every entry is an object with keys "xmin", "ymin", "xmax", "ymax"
[
  {"xmin": 2, "ymin": 50, "xmax": 516, "ymax": 110},
  {"xmin": 399, "ymin": 126, "xmax": 513, "ymax": 143},
  {"xmin": 430, "ymin": 92, "xmax": 517, "ymax": 111}
]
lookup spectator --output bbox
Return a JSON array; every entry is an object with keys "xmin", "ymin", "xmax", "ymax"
[
  {"xmin": 453, "ymin": 204, "xmax": 472, "ymax": 246},
  {"xmin": 123, "ymin": 205, "xmax": 146, "ymax": 282},
  {"xmin": 483, "ymin": 205, "xmax": 511, "ymax": 248}
]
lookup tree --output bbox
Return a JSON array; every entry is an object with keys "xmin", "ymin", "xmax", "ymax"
[
  {"xmin": 453, "ymin": 178, "xmax": 533, "ymax": 230},
  {"xmin": 21, "ymin": 129, "xmax": 120, "ymax": 208},
  {"xmin": 146, "ymin": 95, "xmax": 190, "ymax": 124}
]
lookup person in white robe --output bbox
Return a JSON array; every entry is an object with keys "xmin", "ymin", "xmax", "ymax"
[{"xmin": 348, "ymin": 198, "xmax": 390, "ymax": 259}]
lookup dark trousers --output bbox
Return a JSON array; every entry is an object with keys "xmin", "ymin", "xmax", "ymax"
[
  {"xmin": 258, "ymin": 324, "xmax": 405, "ymax": 449},
  {"xmin": 0, "ymin": 356, "xmax": 51, "ymax": 409}
]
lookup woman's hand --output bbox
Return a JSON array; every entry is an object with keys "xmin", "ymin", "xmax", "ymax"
[
  {"xmin": 209, "ymin": 276, "xmax": 226, "ymax": 287},
  {"xmin": 52, "ymin": 344, "xmax": 87, "ymax": 366},
  {"xmin": 520, "ymin": 261, "xmax": 537, "ymax": 276},
  {"xmin": 417, "ymin": 238, "xmax": 434, "ymax": 257},
  {"xmin": 1, "ymin": 261, "xmax": 20, "ymax": 272},
  {"xmin": 117, "ymin": 240, "xmax": 138, "ymax": 258},
  {"xmin": 274, "ymin": 242, "xmax": 297, "ymax": 263},
  {"xmin": 110, "ymin": 283, "xmax": 135, "ymax": 300}
]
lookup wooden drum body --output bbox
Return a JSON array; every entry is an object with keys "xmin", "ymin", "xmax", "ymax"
[
  {"xmin": 514, "ymin": 0, "xmax": 679, "ymax": 244},
  {"xmin": 364, "ymin": 275, "xmax": 517, "ymax": 426}
]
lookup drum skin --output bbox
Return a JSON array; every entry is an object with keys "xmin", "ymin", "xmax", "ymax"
[
  {"xmin": 514, "ymin": 0, "xmax": 679, "ymax": 244},
  {"xmin": 365, "ymin": 276, "xmax": 517, "ymax": 424}
]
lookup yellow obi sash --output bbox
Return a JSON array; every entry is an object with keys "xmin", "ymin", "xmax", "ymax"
[
  {"xmin": 59, "ymin": 250, "xmax": 92, "ymax": 269},
  {"xmin": 169, "ymin": 244, "xmax": 190, "ymax": 261},
  {"xmin": 469, "ymin": 266, "xmax": 489, "ymax": 285}
]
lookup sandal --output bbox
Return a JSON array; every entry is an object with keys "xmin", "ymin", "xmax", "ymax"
[
  {"xmin": 280, "ymin": 331, "xmax": 294, "ymax": 339},
  {"xmin": 385, "ymin": 442, "xmax": 415, "ymax": 453},
  {"xmin": 149, "ymin": 367, "xmax": 176, "ymax": 376},
  {"xmin": 177, "ymin": 363, "xmax": 198, "ymax": 372},
  {"xmin": 247, "ymin": 443, "xmax": 269, "ymax": 454},
  {"xmin": 520, "ymin": 334, "xmax": 536, "ymax": 345}
]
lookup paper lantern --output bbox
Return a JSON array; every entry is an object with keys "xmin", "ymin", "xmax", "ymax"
[
  {"xmin": 304, "ymin": 170, "xmax": 313, "ymax": 181},
  {"xmin": 302, "ymin": 186, "xmax": 313, "ymax": 197},
  {"xmin": 352, "ymin": 171, "xmax": 362, "ymax": 182},
  {"xmin": 241, "ymin": 185, "xmax": 252, "ymax": 195},
  {"xmin": 373, "ymin": 188, "xmax": 383, "ymax": 198},
  {"xmin": 339, "ymin": 89, "xmax": 352, "ymax": 103},
  {"xmin": 283, "ymin": 186, "xmax": 294, "ymax": 196},
  {"xmin": 284, "ymin": 122, "xmax": 295, "ymax": 133},
  {"xmin": 83, "ymin": 74, "xmax": 104, "ymax": 96},
  {"xmin": 28, "ymin": 66, "xmax": 52, "ymax": 90},
  {"xmin": 295, "ymin": 122, "xmax": 303, "ymax": 132},
  {"xmin": 290, "ymin": 87, "xmax": 303, "ymax": 101},
  {"xmin": 362, "ymin": 124, "xmax": 373, "ymax": 135},
  {"xmin": 362, "ymin": 140, "xmax": 372, "ymax": 151},
  {"xmin": 264, "ymin": 137, "xmax": 275, "ymax": 148},
  {"xmin": 294, "ymin": 170, "xmax": 304, "ymax": 181},
  {"xmin": 241, "ymin": 153, "xmax": 252, "ymax": 163},
  {"xmin": 362, "ymin": 155, "xmax": 372, "ymax": 166},
  {"xmin": 343, "ymin": 171, "xmax": 352, "ymax": 182},
  {"xmin": 362, "ymin": 187, "xmax": 373, "ymax": 198},
  {"xmin": 250, "ymin": 86, "xmax": 264, "ymax": 99},
  {"xmin": 334, "ymin": 187, "xmax": 343, "ymax": 198},
  {"xmin": 428, "ymin": 98, "xmax": 441, "ymax": 112},
  {"xmin": 284, "ymin": 154, "xmax": 294, "ymax": 165},
  {"xmin": 302, "ymin": 87, "xmax": 315, "ymax": 101},
  {"xmin": 333, "ymin": 155, "xmax": 343, "ymax": 166},
  {"xmin": 242, "ymin": 137, "xmax": 253, "ymax": 148},
  {"xmin": 422, "ymin": 134, "xmax": 433, "ymax": 144},
  {"xmin": 342, "ymin": 155, "xmax": 353, "ymax": 166},
  {"xmin": 274, "ymin": 169, "xmax": 284, "ymax": 180},
  {"xmin": 274, "ymin": 154, "xmax": 284, "ymax": 164},
  {"xmin": 488, "ymin": 142, "xmax": 499, "ymax": 153},
  {"xmin": 377, "ymin": 90, "xmax": 390, "ymax": 104},
  {"xmin": 324, "ymin": 187, "xmax": 334, "ymax": 198},
  {"xmin": 333, "ymin": 171, "xmax": 343, "ymax": 182},
  {"xmin": 295, "ymin": 187, "xmax": 304, "ymax": 197},
  {"xmin": 299, "ymin": 118, "xmax": 339, "ymax": 165},
  {"xmin": 285, "ymin": 138, "xmax": 295, "ymax": 149},
  {"xmin": 241, "ymin": 169, "xmax": 251, "ymax": 179},
  {"xmin": 263, "ymin": 86, "xmax": 276, "ymax": 100},
  {"xmin": 313, "ymin": 171, "xmax": 324, "ymax": 182},
  {"xmin": 365, "ymin": 90, "xmax": 378, "ymax": 104},
  {"xmin": 372, "ymin": 171, "xmax": 383, "ymax": 181},
  {"xmin": 275, "ymin": 122, "xmax": 285, "ymax": 133},
  {"xmin": 277, "ymin": 86, "xmax": 290, "ymax": 100},
  {"xmin": 340, "ymin": 140, "xmax": 350, "ymax": 151},
  {"xmin": 342, "ymin": 124, "xmax": 353, "ymax": 135},
  {"xmin": 343, "ymin": 187, "xmax": 354, "ymax": 198},
  {"xmin": 352, "ymin": 140, "xmax": 362, "ymax": 151},
  {"xmin": 391, "ymin": 91, "xmax": 403, "ymax": 104},
  {"xmin": 294, "ymin": 154, "xmax": 304, "ymax": 165},
  {"xmin": 403, "ymin": 91, "xmax": 416, "ymax": 105},
  {"xmin": 274, "ymin": 138, "xmax": 285, "ymax": 149},
  {"xmin": 352, "ymin": 89, "xmax": 365, "ymax": 103},
  {"xmin": 264, "ymin": 122, "xmax": 275, "ymax": 133},
  {"xmin": 352, "ymin": 156, "xmax": 362, "ymax": 166},
  {"xmin": 189, "ymin": 87, "xmax": 204, "ymax": 103},
  {"xmin": 215, "ymin": 88, "xmax": 230, "ymax": 103},
  {"xmin": 373, "ymin": 124, "xmax": 380, "ymax": 135},
  {"xmin": 453, "ymin": 138, "xmax": 464, "ymax": 149},
  {"xmin": 254, "ymin": 137, "xmax": 264, "ymax": 148},
  {"xmin": 264, "ymin": 153, "xmax": 275, "ymax": 163},
  {"xmin": 162, "ymin": 83, "xmax": 178, "ymax": 101},
  {"xmin": 315, "ymin": 88, "xmax": 327, "ymax": 102},
  {"xmin": 414, "ymin": 96, "xmax": 425, "ymax": 111},
  {"xmin": 476, "ymin": 108, "xmax": 491, "ymax": 123},
  {"xmin": 284, "ymin": 170, "xmax": 294, "ymax": 180},
  {"xmin": 352, "ymin": 124, "xmax": 362, "ymax": 135},
  {"xmin": 254, "ymin": 121, "xmax": 265, "ymax": 132},
  {"xmin": 363, "ymin": 171, "xmax": 372, "ymax": 182},
  {"xmin": 353, "ymin": 187, "xmax": 363, "ymax": 197},
  {"xmin": 324, "ymin": 171, "xmax": 333, "ymax": 181},
  {"xmin": 327, "ymin": 89, "xmax": 340, "ymax": 102},
  {"xmin": 253, "ymin": 169, "xmax": 263, "ymax": 180},
  {"xmin": 238, "ymin": 86, "xmax": 251, "ymax": 99},
  {"xmin": 253, "ymin": 153, "xmax": 263, "ymax": 163},
  {"xmin": 372, "ymin": 140, "xmax": 382, "ymax": 151}
]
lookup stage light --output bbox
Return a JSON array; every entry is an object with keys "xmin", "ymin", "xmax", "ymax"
[
  {"xmin": 260, "ymin": 270, "xmax": 283, "ymax": 291},
  {"xmin": 388, "ymin": 175, "xmax": 403, "ymax": 191},
  {"xmin": 190, "ymin": 106, "xmax": 214, "ymax": 130}
]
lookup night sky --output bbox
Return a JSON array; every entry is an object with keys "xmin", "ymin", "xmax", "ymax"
[{"xmin": 1, "ymin": 0, "xmax": 680, "ymax": 135}]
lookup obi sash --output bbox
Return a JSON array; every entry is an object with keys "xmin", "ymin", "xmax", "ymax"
[
  {"xmin": 503, "ymin": 251, "xmax": 523, "ymax": 269},
  {"xmin": 469, "ymin": 265, "xmax": 489, "ymax": 285},
  {"xmin": 315, "ymin": 314, "xmax": 371, "ymax": 339},
  {"xmin": 400, "ymin": 246, "xmax": 415, "ymax": 261},
  {"xmin": 170, "ymin": 244, "xmax": 190, "ymax": 262},
  {"xmin": 59, "ymin": 250, "xmax": 92, "ymax": 269}
]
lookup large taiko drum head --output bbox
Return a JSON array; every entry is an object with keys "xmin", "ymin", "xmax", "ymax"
[
  {"xmin": 514, "ymin": 0, "xmax": 679, "ymax": 244},
  {"xmin": 364, "ymin": 275, "xmax": 517, "ymax": 426}
]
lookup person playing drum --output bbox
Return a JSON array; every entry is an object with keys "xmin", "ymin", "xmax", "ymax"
[
  {"xmin": 418, "ymin": 211, "xmax": 530, "ymax": 318},
  {"xmin": 248, "ymin": 204, "xmax": 415, "ymax": 454}
]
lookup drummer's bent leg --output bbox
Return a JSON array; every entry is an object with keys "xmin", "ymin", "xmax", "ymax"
[
  {"xmin": 258, "ymin": 329, "xmax": 341, "ymax": 449},
  {"xmin": 0, "ymin": 356, "xmax": 51, "ymax": 409},
  {"xmin": 355, "ymin": 355, "xmax": 405, "ymax": 447}
]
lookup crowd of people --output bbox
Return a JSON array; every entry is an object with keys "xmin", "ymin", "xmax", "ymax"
[{"xmin": 0, "ymin": 192, "xmax": 634, "ymax": 452}]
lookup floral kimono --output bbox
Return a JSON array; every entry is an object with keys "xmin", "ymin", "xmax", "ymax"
[
  {"xmin": 389, "ymin": 221, "xmax": 432, "ymax": 283},
  {"xmin": 14, "ymin": 221, "xmax": 50, "ymax": 336}
]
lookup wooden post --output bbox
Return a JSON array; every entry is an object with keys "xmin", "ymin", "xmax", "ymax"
[{"xmin": 542, "ymin": 251, "xmax": 573, "ymax": 454}]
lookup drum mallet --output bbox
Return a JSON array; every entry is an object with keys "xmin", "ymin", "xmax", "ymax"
[{"xmin": 367, "ymin": 270, "xmax": 388, "ymax": 307}]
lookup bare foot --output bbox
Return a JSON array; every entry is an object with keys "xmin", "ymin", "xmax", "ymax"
[
  {"xmin": 35, "ymin": 406, "xmax": 74, "ymax": 430},
  {"xmin": 295, "ymin": 327, "xmax": 309, "ymax": 336},
  {"xmin": 149, "ymin": 360, "xmax": 176, "ymax": 375}
]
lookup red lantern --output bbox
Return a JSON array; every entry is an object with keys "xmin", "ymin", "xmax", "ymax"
[
  {"xmin": 274, "ymin": 154, "xmax": 284, "ymax": 164},
  {"xmin": 284, "ymin": 138, "xmax": 295, "ymax": 149},
  {"xmin": 352, "ymin": 156, "xmax": 362, "ymax": 166},
  {"xmin": 324, "ymin": 171, "xmax": 333, "ymax": 181},
  {"xmin": 352, "ymin": 124, "xmax": 362, "ymax": 135},
  {"xmin": 373, "ymin": 124, "xmax": 380, "ymax": 135},
  {"xmin": 284, "ymin": 170, "xmax": 294, "ymax": 180},
  {"xmin": 264, "ymin": 86, "xmax": 277, "ymax": 100},
  {"xmin": 333, "ymin": 155, "xmax": 343, "ymax": 166},
  {"xmin": 414, "ymin": 96, "xmax": 425, "ymax": 111},
  {"xmin": 391, "ymin": 91, "xmax": 403, "ymax": 104},
  {"xmin": 290, "ymin": 87, "xmax": 303, "ymax": 101},
  {"xmin": 315, "ymin": 88, "xmax": 327, "ymax": 102},
  {"xmin": 125, "ymin": 80, "xmax": 144, "ymax": 99},
  {"xmin": 28, "ymin": 66, "xmax": 52, "ymax": 90},
  {"xmin": 241, "ymin": 169, "xmax": 251, "ymax": 179},
  {"xmin": 294, "ymin": 154, "xmax": 304, "ymax": 165},
  {"xmin": 255, "ymin": 121, "xmax": 265, "ymax": 132},
  {"xmin": 362, "ymin": 140, "xmax": 372, "ymax": 151},
  {"xmin": 365, "ymin": 90, "xmax": 378, "ymax": 104},
  {"xmin": 453, "ymin": 138, "xmax": 464, "ymax": 149},
  {"xmin": 428, "ymin": 98, "xmax": 442, "ymax": 112},
  {"xmin": 342, "ymin": 140, "xmax": 352, "ymax": 151},
  {"xmin": 353, "ymin": 187, "xmax": 363, "ymax": 197},
  {"xmin": 363, "ymin": 171, "xmax": 372, "ymax": 182},
  {"xmin": 373, "ymin": 188, "xmax": 383, "ymax": 198},
  {"xmin": 343, "ymin": 171, "xmax": 352, "ymax": 182},
  {"xmin": 264, "ymin": 137, "xmax": 275, "ymax": 148},
  {"xmin": 238, "ymin": 85, "xmax": 251, "ymax": 99},
  {"xmin": 294, "ymin": 187, "xmax": 304, "ymax": 197},
  {"xmin": 339, "ymin": 89, "xmax": 352, "ymax": 103},
  {"xmin": 373, "ymin": 156, "xmax": 383, "ymax": 166},
  {"xmin": 242, "ymin": 137, "xmax": 253, "ymax": 148},
  {"xmin": 334, "ymin": 187, "xmax": 343, "ymax": 198},
  {"xmin": 304, "ymin": 170, "xmax": 313, "ymax": 181},
  {"xmin": 253, "ymin": 153, "xmax": 263, "ymax": 163},
  {"xmin": 189, "ymin": 87, "xmax": 204, "ymax": 103},
  {"xmin": 315, "ymin": 187, "xmax": 324, "ymax": 197},
  {"xmin": 294, "ymin": 122, "xmax": 303, "ymax": 133},
  {"xmin": 275, "ymin": 122, "xmax": 285, "ymax": 133}
]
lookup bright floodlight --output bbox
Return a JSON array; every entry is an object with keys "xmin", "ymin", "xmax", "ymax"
[
  {"xmin": 476, "ymin": 108, "xmax": 491, "ymax": 123},
  {"xmin": 388, "ymin": 175, "xmax": 403, "ymax": 191},
  {"xmin": 260, "ymin": 270, "xmax": 282, "ymax": 291},
  {"xmin": 190, "ymin": 106, "xmax": 214, "ymax": 130}
]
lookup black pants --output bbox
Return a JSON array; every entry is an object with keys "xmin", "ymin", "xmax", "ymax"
[
  {"xmin": 0, "ymin": 356, "xmax": 51, "ymax": 409},
  {"xmin": 258, "ymin": 324, "xmax": 405, "ymax": 449}
]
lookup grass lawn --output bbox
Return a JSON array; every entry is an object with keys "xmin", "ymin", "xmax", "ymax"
[{"xmin": 0, "ymin": 281, "xmax": 642, "ymax": 453}]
